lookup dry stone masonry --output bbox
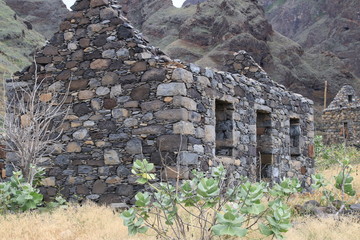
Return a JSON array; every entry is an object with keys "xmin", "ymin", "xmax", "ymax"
[
  {"xmin": 5, "ymin": 0, "xmax": 315, "ymax": 204},
  {"xmin": 322, "ymin": 85, "xmax": 360, "ymax": 146}
]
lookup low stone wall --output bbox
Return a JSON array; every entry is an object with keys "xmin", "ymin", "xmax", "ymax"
[{"xmin": 5, "ymin": 0, "xmax": 315, "ymax": 204}]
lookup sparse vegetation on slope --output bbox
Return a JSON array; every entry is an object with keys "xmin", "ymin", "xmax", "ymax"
[{"xmin": 0, "ymin": 0, "xmax": 44, "ymax": 77}]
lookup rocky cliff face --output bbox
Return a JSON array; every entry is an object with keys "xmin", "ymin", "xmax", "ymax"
[
  {"xmin": 4, "ymin": 0, "xmax": 69, "ymax": 39},
  {"xmin": 182, "ymin": 0, "xmax": 207, "ymax": 7},
  {"xmin": 118, "ymin": 0, "xmax": 359, "ymax": 115},
  {"xmin": 0, "ymin": 0, "xmax": 45, "ymax": 76},
  {"xmin": 259, "ymin": 0, "xmax": 360, "ymax": 79}
]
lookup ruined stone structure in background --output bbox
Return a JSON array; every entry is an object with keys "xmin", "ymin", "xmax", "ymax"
[
  {"xmin": 322, "ymin": 85, "xmax": 360, "ymax": 146},
  {"xmin": 4, "ymin": 0, "xmax": 315, "ymax": 204}
]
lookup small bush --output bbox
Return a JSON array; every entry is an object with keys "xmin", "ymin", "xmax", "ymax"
[
  {"xmin": 121, "ymin": 159, "xmax": 303, "ymax": 240},
  {"xmin": 0, "ymin": 171, "xmax": 43, "ymax": 214}
]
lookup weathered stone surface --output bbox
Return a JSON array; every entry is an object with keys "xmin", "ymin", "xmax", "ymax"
[
  {"xmin": 73, "ymin": 129, "xmax": 88, "ymax": 140},
  {"xmin": 102, "ymin": 72, "xmax": 119, "ymax": 85},
  {"xmin": 117, "ymin": 165, "xmax": 131, "ymax": 177},
  {"xmin": 56, "ymin": 70, "xmax": 71, "ymax": 80},
  {"xmin": 124, "ymin": 118, "xmax": 138, "ymax": 127},
  {"xmin": 173, "ymin": 96, "xmax": 197, "ymax": 111},
  {"xmin": 157, "ymin": 83, "xmax": 187, "ymax": 96},
  {"xmin": 132, "ymin": 125, "xmax": 165, "ymax": 135},
  {"xmin": 78, "ymin": 90, "xmax": 94, "ymax": 100},
  {"xmin": 116, "ymin": 185, "xmax": 133, "ymax": 196},
  {"xmin": 102, "ymin": 49, "xmax": 116, "ymax": 58},
  {"xmin": 69, "ymin": 79, "xmax": 89, "ymax": 91},
  {"xmin": 110, "ymin": 85, "xmax": 122, "ymax": 98},
  {"xmin": 92, "ymin": 180, "xmax": 106, "ymax": 194},
  {"xmin": 140, "ymin": 100, "xmax": 164, "ymax": 112},
  {"xmin": 76, "ymin": 185, "xmax": 90, "ymax": 195},
  {"xmin": 178, "ymin": 152, "xmax": 198, "ymax": 165},
  {"xmin": 116, "ymin": 48, "xmax": 129, "ymax": 58},
  {"xmin": 157, "ymin": 135, "xmax": 188, "ymax": 151},
  {"xmin": 130, "ymin": 61, "xmax": 147, "ymax": 72},
  {"xmin": 100, "ymin": 8, "xmax": 118, "ymax": 20},
  {"xmin": 103, "ymin": 98, "xmax": 117, "ymax": 109},
  {"xmin": 131, "ymin": 84, "xmax": 150, "ymax": 100},
  {"xmin": 71, "ymin": 0, "xmax": 90, "ymax": 10},
  {"xmin": 66, "ymin": 142, "xmax": 81, "ymax": 153},
  {"xmin": 43, "ymin": 46, "xmax": 58, "ymax": 56},
  {"xmin": 106, "ymin": 176, "xmax": 121, "ymax": 184},
  {"xmin": 98, "ymin": 120, "xmax": 117, "ymax": 131},
  {"xmin": 104, "ymin": 150, "xmax": 120, "ymax": 165},
  {"xmin": 141, "ymin": 68, "xmax": 166, "ymax": 82},
  {"xmin": 42, "ymin": 177, "xmax": 56, "ymax": 187},
  {"xmin": 155, "ymin": 109, "xmax": 188, "ymax": 121},
  {"xmin": 73, "ymin": 103, "xmax": 92, "ymax": 116},
  {"xmin": 117, "ymin": 25, "xmax": 133, "ymax": 39},
  {"xmin": 112, "ymin": 108, "xmax": 128, "ymax": 118},
  {"xmin": 96, "ymin": 86, "xmax": 110, "ymax": 96},
  {"xmin": 90, "ymin": 59, "xmax": 111, "ymax": 70},
  {"xmin": 172, "ymin": 68, "xmax": 193, "ymax": 84},
  {"xmin": 39, "ymin": 93, "xmax": 52, "ymax": 102},
  {"xmin": 90, "ymin": 0, "xmax": 109, "ymax": 8},
  {"xmin": 204, "ymin": 125, "xmax": 215, "ymax": 142},
  {"xmin": 125, "ymin": 139, "xmax": 142, "ymax": 154},
  {"xmin": 78, "ymin": 165, "xmax": 93, "ymax": 174},
  {"xmin": 173, "ymin": 121, "xmax": 195, "ymax": 135}
]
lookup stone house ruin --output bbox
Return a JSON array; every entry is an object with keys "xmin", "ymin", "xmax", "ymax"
[
  {"xmin": 5, "ymin": 0, "xmax": 315, "ymax": 204},
  {"xmin": 322, "ymin": 85, "xmax": 360, "ymax": 146}
]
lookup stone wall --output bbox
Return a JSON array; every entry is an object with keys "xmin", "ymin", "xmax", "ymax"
[
  {"xmin": 322, "ymin": 85, "xmax": 360, "ymax": 146},
  {"xmin": 6, "ymin": 0, "xmax": 315, "ymax": 204}
]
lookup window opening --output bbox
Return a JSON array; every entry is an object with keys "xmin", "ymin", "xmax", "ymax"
[
  {"xmin": 290, "ymin": 118, "xmax": 301, "ymax": 156},
  {"xmin": 215, "ymin": 100, "xmax": 234, "ymax": 156},
  {"xmin": 348, "ymin": 95, "xmax": 353, "ymax": 103},
  {"xmin": 256, "ymin": 111, "xmax": 272, "ymax": 181},
  {"xmin": 343, "ymin": 122, "xmax": 349, "ymax": 139}
]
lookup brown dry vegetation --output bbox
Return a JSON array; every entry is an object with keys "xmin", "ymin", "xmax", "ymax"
[
  {"xmin": 0, "ymin": 202, "xmax": 359, "ymax": 240},
  {"xmin": 1, "ymin": 165, "xmax": 360, "ymax": 240}
]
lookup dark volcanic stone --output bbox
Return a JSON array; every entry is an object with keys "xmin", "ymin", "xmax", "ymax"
[
  {"xmin": 77, "ymin": 185, "xmax": 90, "ymax": 195},
  {"xmin": 117, "ymin": 25, "xmax": 134, "ymax": 39},
  {"xmin": 71, "ymin": 0, "xmax": 90, "ymax": 11},
  {"xmin": 69, "ymin": 79, "xmax": 89, "ymax": 90},
  {"xmin": 116, "ymin": 184, "xmax": 133, "ymax": 196},
  {"xmin": 73, "ymin": 103, "xmax": 92, "ymax": 116},
  {"xmin": 103, "ymin": 98, "xmax": 117, "ymax": 109},
  {"xmin": 78, "ymin": 165, "xmax": 93, "ymax": 174},
  {"xmin": 55, "ymin": 155, "xmax": 70, "ymax": 166},
  {"xmin": 117, "ymin": 165, "xmax": 131, "ymax": 177},
  {"xmin": 130, "ymin": 62, "xmax": 147, "ymax": 72},
  {"xmin": 90, "ymin": 131, "xmax": 105, "ymax": 140},
  {"xmin": 98, "ymin": 194, "xmax": 122, "ymax": 205},
  {"xmin": 92, "ymin": 180, "xmax": 107, "ymax": 194},
  {"xmin": 56, "ymin": 70, "xmax": 71, "ymax": 80},
  {"xmin": 130, "ymin": 84, "xmax": 150, "ymax": 100},
  {"xmin": 157, "ymin": 135, "xmax": 188, "ymax": 151},
  {"xmin": 98, "ymin": 120, "xmax": 117, "ymax": 131},
  {"xmin": 141, "ymin": 68, "xmax": 166, "ymax": 82},
  {"xmin": 93, "ymin": 34, "xmax": 108, "ymax": 47},
  {"xmin": 35, "ymin": 56, "xmax": 52, "ymax": 64}
]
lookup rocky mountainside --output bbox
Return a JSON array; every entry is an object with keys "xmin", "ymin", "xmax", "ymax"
[
  {"xmin": 182, "ymin": 0, "xmax": 207, "ymax": 7},
  {"xmin": 259, "ymin": 0, "xmax": 360, "ymax": 79},
  {"xmin": 118, "ymin": 0, "xmax": 359, "ymax": 115},
  {"xmin": 4, "ymin": 0, "xmax": 69, "ymax": 39},
  {"xmin": 0, "ymin": 0, "xmax": 45, "ymax": 76}
]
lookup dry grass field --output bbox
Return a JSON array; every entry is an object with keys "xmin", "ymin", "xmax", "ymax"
[
  {"xmin": 1, "ymin": 164, "xmax": 359, "ymax": 240},
  {"xmin": 0, "ymin": 202, "xmax": 359, "ymax": 240}
]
